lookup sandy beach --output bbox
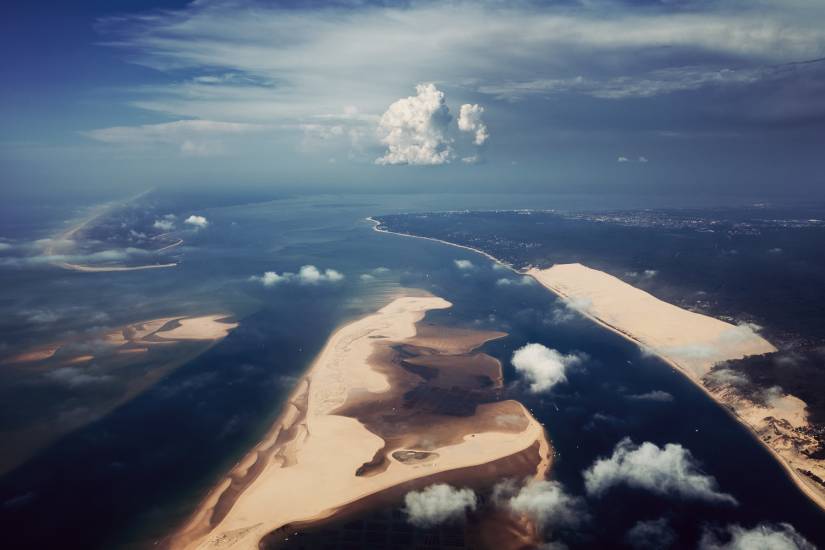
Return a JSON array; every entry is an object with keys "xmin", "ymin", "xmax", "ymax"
[
  {"xmin": 171, "ymin": 295, "xmax": 550, "ymax": 550},
  {"xmin": 528, "ymin": 263, "xmax": 825, "ymax": 511}
]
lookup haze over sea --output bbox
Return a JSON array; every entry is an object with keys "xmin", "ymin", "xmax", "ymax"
[{"xmin": 1, "ymin": 191, "xmax": 823, "ymax": 549}]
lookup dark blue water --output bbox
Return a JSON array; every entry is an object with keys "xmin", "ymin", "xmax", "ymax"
[{"xmin": 0, "ymin": 193, "xmax": 823, "ymax": 548}]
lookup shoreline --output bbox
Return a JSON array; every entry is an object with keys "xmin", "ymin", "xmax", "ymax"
[
  {"xmin": 367, "ymin": 218, "xmax": 825, "ymax": 514},
  {"xmin": 366, "ymin": 217, "xmax": 520, "ymax": 274},
  {"xmin": 57, "ymin": 261, "xmax": 179, "ymax": 272},
  {"xmin": 170, "ymin": 294, "xmax": 551, "ymax": 549}
]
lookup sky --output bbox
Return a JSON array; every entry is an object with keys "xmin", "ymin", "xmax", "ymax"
[{"xmin": 2, "ymin": 0, "xmax": 825, "ymax": 202}]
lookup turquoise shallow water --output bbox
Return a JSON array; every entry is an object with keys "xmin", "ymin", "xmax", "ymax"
[{"xmin": 0, "ymin": 192, "xmax": 823, "ymax": 548}]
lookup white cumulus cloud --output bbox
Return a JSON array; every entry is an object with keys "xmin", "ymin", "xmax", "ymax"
[
  {"xmin": 403, "ymin": 484, "xmax": 477, "ymax": 527},
  {"xmin": 454, "ymin": 259, "xmax": 475, "ymax": 270},
  {"xmin": 583, "ymin": 438, "xmax": 737, "ymax": 504},
  {"xmin": 376, "ymin": 83, "xmax": 453, "ymax": 166},
  {"xmin": 511, "ymin": 343, "xmax": 585, "ymax": 393},
  {"xmin": 458, "ymin": 103, "xmax": 488, "ymax": 145},
  {"xmin": 251, "ymin": 265, "xmax": 344, "ymax": 286},
  {"xmin": 493, "ymin": 478, "xmax": 587, "ymax": 530},
  {"xmin": 184, "ymin": 215, "xmax": 209, "ymax": 228},
  {"xmin": 700, "ymin": 523, "xmax": 814, "ymax": 550}
]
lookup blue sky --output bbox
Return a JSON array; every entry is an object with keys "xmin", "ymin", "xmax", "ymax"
[{"xmin": 2, "ymin": 0, "xmax": 824, "ymax": 201}]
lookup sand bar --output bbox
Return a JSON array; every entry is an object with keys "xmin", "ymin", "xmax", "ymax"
[
  {"xmin": 172, "ymin": 296, "xmax": 550, "ymax": 550},
  {"xmin": 155, "ymin": 315, "xmax": 238, "ymax": 341}
]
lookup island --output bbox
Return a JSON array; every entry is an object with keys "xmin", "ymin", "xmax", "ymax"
[{"xmin": 170, "ymin": 295, "xmax": 551, "ymax": 549}]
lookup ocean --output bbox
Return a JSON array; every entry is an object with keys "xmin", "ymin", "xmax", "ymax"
[{"xmin": 0, "ymin": 192, "xmax": 823, "ymax": 548}]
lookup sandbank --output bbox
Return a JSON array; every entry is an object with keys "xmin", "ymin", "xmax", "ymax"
[{"xmin": 171, "ymin": 296, "xmax": 550, "ymax": 550}]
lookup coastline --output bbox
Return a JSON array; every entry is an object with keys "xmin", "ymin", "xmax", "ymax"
[
  {"xmin": 366, "ymin": 217, "xmax": 520, "ymax": 274},
  {"xmin": 56, "ymin": 261, "xmax": 179, "ymax": 272},
  {"xmin": 170, "ymin": 294, "xmax": 552, "ymax": 550},
  {"xmin": 367, "ymin": 217, "xmax": 825, "ymax": 513}
]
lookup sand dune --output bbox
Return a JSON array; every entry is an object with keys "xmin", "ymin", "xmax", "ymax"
[
  {"xmin": 529, "ymin": 263, "xmax": 825, "ymax": 511},
  {"xmin": 529, "ymin": 263, "xmax": 776, "ymax": 378},
  {"xmin": 172, "ymin": 296, "xmax": 550, "ymax": 550}
]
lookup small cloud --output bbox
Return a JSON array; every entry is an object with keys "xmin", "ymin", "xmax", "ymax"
[
  {"xmin": 705, "ymin": 367, "xmax": 749, "ymax": 386},
  {"xmin": 0, "ymin": 242, "xmax": 12, "ymax": 252},
  {"xmin": 493, "ymin": 479, "xmax": 587, "ymax": 530},
  {"xmin": 360, "ymin": 273, "xmax": 375, "ymax": 281},
  {"xmin": 496, "ymin": 276, "xmax": 534, "ymax": 287},
  {"xmin": 550, "ymin": 306, "xmax": 577, "ymax": 324},
  {"xmin": 372, "ymin": 266, "xmax": 390, "ymax": 274},
  {"xmin": 583, "ymin": 438, "xmax": 737, "ymax": 504},
  {"xmin": 627, "ymin": 390, "xmax": 674, "ymax": 402},
  {"xmin": 403, "ymin": 484, "xmax": 477, "ymax": 527},
  {"xmin": 544, "ymin": 296, "xmax": 592, "ymax": 325},
  {"xmin": 297, "ymin": 264, "xmax": 343, "ymax": 283},
  {"xmin": 47, "ymin": 367, "xmax": 113, "ymax": 388},
  {"xmin": 250, "ymin": 265, "xmax": 344, "ymax": 286},
  {"xmin": 153, "ymin": 219, "xmax": 175, "ymax": 231},
  {"xmin": 565, "ymin": 296, "xmax": 593, "ymax": 313},
  {"xmin": 184, "ymin": 215, "xmax": 209, "ymax": 228},
  {"xmin": 461, "ymin": 155, "xmax": 481, "ymax": 164},
  {"xmin": 84, "ymin": 119, "xmax": 263, "ymax": 156},
  {"xmin": 700, "ymin": 522, "xmax": 814, "ymax": 550},
  {"xmin": 768, "ymin": 247, "xmax": 783, "ymax": 254},
  {"xmin": 454, "ymin": 259, "xmax": 475, "ymax": 270},
  {"xmin": 251, "ymin": 271, "xmax": 288, "ymax": 287},
  {"xmin": 511, "ymin": 343, "xmax": 585, "ymax": 393},
  {"xmin": 618, "ymin": 156, "xmax": 648, "ymax": 163},
  {"xmin": 458, "ymin": 103, "xmax": 488, "ymax": 145},
  {"xmin": 626, "ymin": 518, "xmax": 676, "ymax": 549}
]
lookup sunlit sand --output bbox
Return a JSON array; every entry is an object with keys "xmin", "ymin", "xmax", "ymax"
[
  {"xmin": 529, "ymin": 263, "xmax": 776, "ymax": 377},
  {"xmin": 172, "ymin": 296, "xmax": 550, "ymax": 550},
  {"xmin": 155, "ymin": 315, "xmax": 238, "ymax": 341}
]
